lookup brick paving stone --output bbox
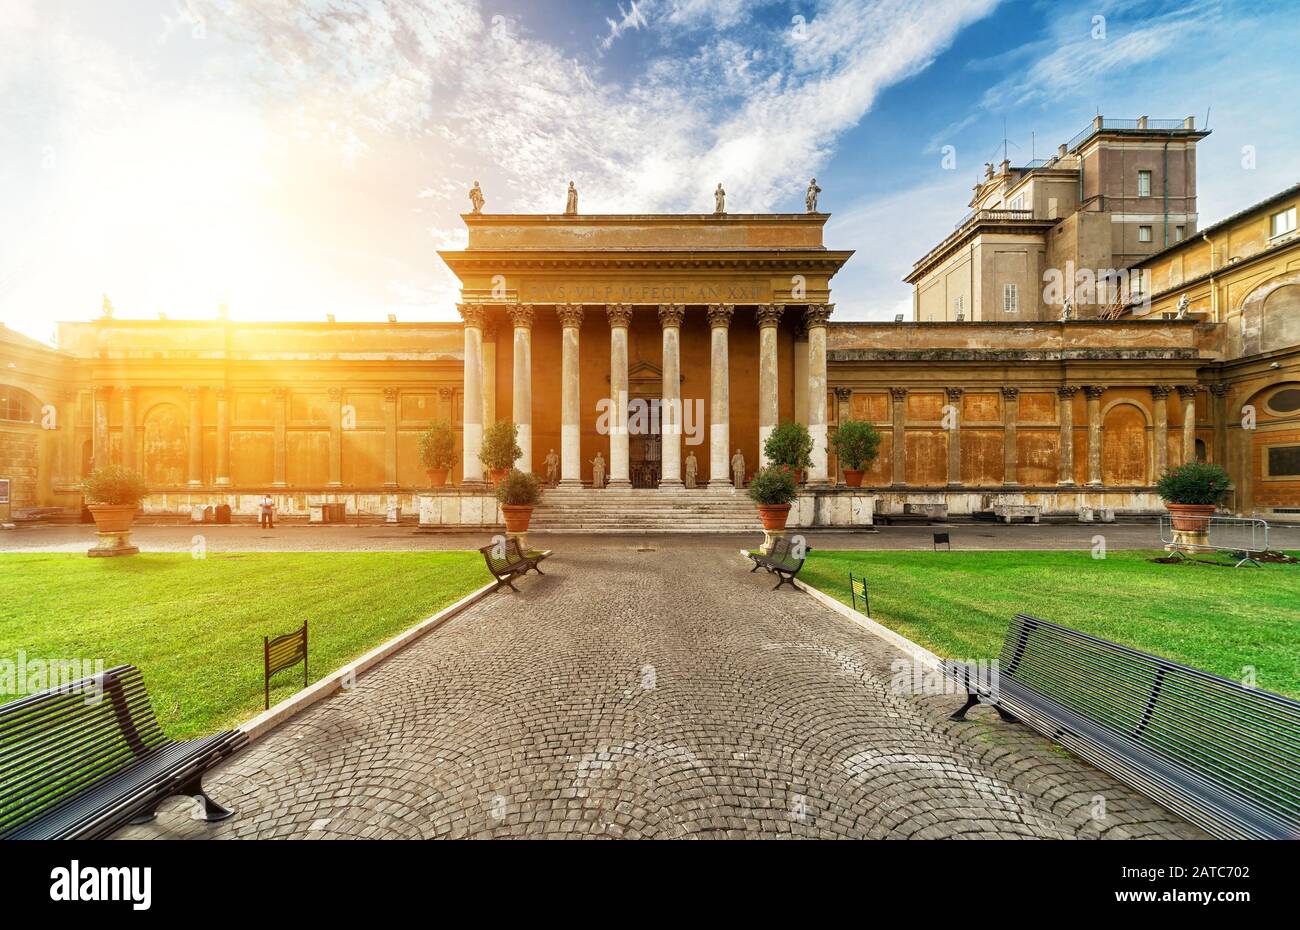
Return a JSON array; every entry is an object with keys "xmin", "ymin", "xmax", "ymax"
[{"xmin": 114, "ymin": 539, "xmax": 1206, "ymax": 840}]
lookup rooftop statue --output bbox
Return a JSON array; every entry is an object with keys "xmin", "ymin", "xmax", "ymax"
[
  {"xmin": 714, "ymin": 183, "xmax": 726, "ymax": 215},
  {"xmin": 806, "ymin": 178, "xmax": 821, "ymax": 213},
  {"xmin": 468, "ymin": 180, "xmax": 485, "ymax": 215},
  {"xmin": 565, "ymin": 181, "xmax": 578, "ymax": 215}
]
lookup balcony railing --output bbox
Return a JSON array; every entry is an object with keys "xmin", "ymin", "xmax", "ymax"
[
  {"xmin": 952, "ymin": 207, "xmax": 1034, "ymax": 231},
  {"xmin": 1066, "ymin": 118, "xmax": 1190, "ymax": 152}
]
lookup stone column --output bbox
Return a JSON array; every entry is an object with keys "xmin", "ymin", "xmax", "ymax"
[
  {"xmin": 1001, "ymin": 386, "xmax": 1020, "ymax": 486},
  {"xmin": 215, "ymin": 387, "xmax": 231, "ymax": 486},
  {"xmin": 93, "ymin": 386, "xmax": 110, "ymax": 470},
  {"xmin": 707, "ymin": 303, "xmax": 734, "ymax": 489},
  {"xmin": 509, "ymin": 303, "xmax": 534, "ymax": 472},
  {"xmin": 383, "ymin": 387, "xmax": 399, "ymax": 488},
  {"xmin": 658, "ymin": 304, "xmax": 686, "ymax": 489},
  {"xmin": 1179, "ymin": 385, "xmax": 1199, "ymax": 463},
  {"xmin": 59, "ymin": 390, "xmax": 79, "ymax": 484},
  {"xmin": 890, "ymin": 387, "xmax": 907, "ymax": 487},
  {"xmin": 1085, "ymin": 385, "xmax": 1105, "ymax": 486},
  {"xmin": 186, "ymin": 386, "xmax": 203, "ymax": 487},
  {"xmin": 1152, "ymin": 384, "xmax": 1171, "ymax": 476},
  {"xmin": 459, "ymin": 303, "xmax": 486, "ymax": 487},
  {"xmin": 272, "ymin": 387, "xmax": 288, "ymax": 487},
  {"xmin": 1057, "ymin": 386, "xmax": 1076, "ymax": 485},
  {"xmin": 605, "ymin": 304, "xmax": 634, "ymax": 489},
  {"xmin": 118, "ymin": 385, "xmax": 135, "ymax": 471},
  {"xmin": 326, "ymin": 387, "xmax": 343, "ymax": 487},
  {"xmin": 556, "ymin": 304, "xmax": 585, "ymax": 488},
  {"xmin": 946, "ymin": 387, "xmax": 963, "ymax": 487},
  {"xmin": 756, "ymin": 304, "xmax": 784, "ymax": 466},
  {"xmin": 481, "ymin": 317, "xmax": 497, "ymax": 429},
  {"xmin": 833, "ymin": 386, "xmax": 852, "ymax": 483},
  {"xmin": 1210, "ymin": 383, "xmax": 1229, "ymax": 466},
  {"xmin": 805, "ymin": 304, "xmax": 833, "ymax": 485}
]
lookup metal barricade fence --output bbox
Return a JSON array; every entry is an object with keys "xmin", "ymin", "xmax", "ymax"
[{"xmin": 1159, "ymin": 515, "xmax": 1270, "ymax": 567}]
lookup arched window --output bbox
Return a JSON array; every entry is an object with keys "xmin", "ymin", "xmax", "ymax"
[{"xmin": 0, "ymin": 386, "xmax": 39, "ymax": 424}]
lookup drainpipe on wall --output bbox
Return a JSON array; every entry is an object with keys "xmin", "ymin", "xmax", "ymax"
[
  {"xmin": 1162, "ymin": 133, "xmax": 1172, "ymax": 249},
  {"xmin": 1202, "ymin": 231, "xmax": 1218, "ymax": 322}
]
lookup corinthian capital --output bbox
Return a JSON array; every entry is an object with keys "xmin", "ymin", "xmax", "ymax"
[
  {"xmin": 507, "ymin": 303, "xmax": 534, "ymax": 329},
  {"xmin": 605, "ymin": 303, "xmax": 634, "ymax": 328},
  {"xmin": 803, "ymin": 303, "xmax": 834, "ymax": 329},
  {"xmin": 706, "ymin": 303, "xmax": 734, "ymax": 329},
  {"xmin": 755, "ymin": 303, "xmax": 785, "ymax": 329},
  {"xmin": 556, "ymin": 303, "xmax": 585, "ymax": 328},
  {"xmin": 657, "ymin": 303, "xmax": 686, "ymax": 328},
  {"xmin": 458, "ymin": 302, "xmax": 488, "ymax": 328}
]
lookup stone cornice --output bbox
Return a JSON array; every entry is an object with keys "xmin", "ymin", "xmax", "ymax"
[{"xmin": 438, "ymin": 251, "xmax": 854, "ymax": 273}]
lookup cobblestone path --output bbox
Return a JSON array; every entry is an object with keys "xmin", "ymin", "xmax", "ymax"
[{"xmin": 118, "ymin": 541, "xmax": 1202, "ymax": 839}]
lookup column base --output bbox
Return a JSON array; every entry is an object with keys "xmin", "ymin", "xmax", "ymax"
[
  {"xmin": 187, "ymin": 480, "xmax": 202, "ymax": 488},
  {"xmin": 327, "ymin": 482, "xmax": 343, "ymax": 488},
  {"xmin": 215, "ymin": 477, "xmax": 231, "ymax": 487},
  {"xmin": 1058, "ymin": 480, "xmax": 1076, "ymax": 487},
  {"xmin": 558, "ymin": 479, "xmax": 584, "ymax": 490},
  {"xmin": 1086, "ymin": 480, "xmax": 1103, "ymax": 487},
  {"xmin": 606, "ymin": 480, "xmax": 632, "ymax": 490},
  {"xmin": 707, "ymin": 479, "xmax": 735, "ymax": 491},
  {"xmin": 461, "ymin": 480, "xmax": 490, "ymax": 491},
  {"xmin": 1002, "ymin": 481, "xmax": 1020, "ymax": 488},
  {"xmin": 805, "ymin": 478, "xmax": 831, "ymax": 487},
  {"xmin": 272, "ymin": 481, "xmax": 287, "ymax": 489},
  {"xmin": 383, "ymin": 482, "xmax": 399, "ymax": 489},
  {"xmin": 947, "ymin": 481, "xmax": 963, "ymax": 488},
  {"xmin": 658, "ymin": 480, "xmax": 684, "ymax": 491}
]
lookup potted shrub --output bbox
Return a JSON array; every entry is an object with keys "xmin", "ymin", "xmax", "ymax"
[
  {"xmin": 419, "ymin": 420, "xmax": 457, "ymax": 487},
  {"xmin": 747, "ymin": 464, "xmax": 798, "ymax": 532},
  {"xmin": 1156, "ymin": 461, "xmax": 1231, "ymax": 534},
  {"xmin": 80, "ymin": 465, "xmax": 148, "ymax": 557},
  {"xmin": 764, "ymin": 421, "xmax": 813, "ymax": 483},
  {"xmin": 831, "ymin": 420, "xmax": 882, "ymax": 487},
  {"xmin": 480, "ymin": 420, "xmax": 522, "ymax": 487},
  {"xmin": 496, "ymin": 468, "xmax": 541, "ymax": 536}
]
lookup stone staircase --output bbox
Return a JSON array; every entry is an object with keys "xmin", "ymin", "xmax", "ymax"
[{"xmin": 530, "ymin": 487, "xmax": 762, "ymax": 533}]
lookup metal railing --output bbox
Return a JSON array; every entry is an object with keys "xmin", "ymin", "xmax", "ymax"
[
  {"xmin": 1159, "ymin": 515, "xmax": 1270, "ymax": 567},
  {"xmin": 1066, "ymin": 118, "xmax": 1191, "ymax": 152}
]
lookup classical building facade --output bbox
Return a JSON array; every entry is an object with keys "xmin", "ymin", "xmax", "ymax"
[{"xmin": 2, "ymin": 164, "xmax": 1298, "ymax": 525}]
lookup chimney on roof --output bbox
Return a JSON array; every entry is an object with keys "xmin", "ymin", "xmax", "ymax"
[
  {"xmin": 999, "ymin": 158, "xmax": 1011, "ymax": 175},
  {"xmin": 1057, "ymin": 143, "xmax": 1067, "ymax": 159},
  {"xmin": 1184, "ymin": 116, "xmax": 1195, "ymax": 129},
  {"xmin": 1137, "ymin": 115, "xmax": 1149, "ymax": 129}
]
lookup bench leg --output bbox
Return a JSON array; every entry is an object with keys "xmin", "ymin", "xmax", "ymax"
[
  {"xmin": 181, "ymin": 775, "xmax": 235, "ymax": 823},
  {"xmin": 773, "ymin": 573, "xmax": 797, "ymax": 591},
  {"xmin": 949, "ymin": 692, "xmax": 981, "ymax": 720},
  {"xmin": 530, "ymin": 562, "xmax": 545, "ymax": 575},
  {"xmin": 994, "ymin": 705, "xmax": 1017, "ymax": 723},
  {"xmin": 749, "ymin": 560, "xmax": 760, "ymax": 573}
]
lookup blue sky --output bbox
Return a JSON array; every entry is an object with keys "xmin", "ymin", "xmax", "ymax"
[{"xmin": 1, "ymin": 0, "xmax": 1297, "ymax": 341}]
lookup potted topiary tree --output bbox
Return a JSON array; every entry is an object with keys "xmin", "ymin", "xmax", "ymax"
[
  {"xmin": 496, "ymin": 468, "xmax": 541, "ymax": 537},
  {"xmin": 764, "ymin": 420, "xmax": 813, "ymax": 484},
  {"xmin": 748, "ymin": 464, "xmax": 798, "ymax": 532},
  {"xmin": 80, "ymin": 465, "xmax": 148, "ymax": 557},
  {"xmin": 479, "ymin": 419, "xmax": 522, "ymax": 487},
  {"xmin": 419, "ymin": 420, "xmax": 457, "ymax": 487},
  {"xmin": 1156, "ymin": 462, "xmax": 1231, "ymax": 545},
  {"xmin": 831, "ymin": 420, "xmax": 882, "ymax": 487}
]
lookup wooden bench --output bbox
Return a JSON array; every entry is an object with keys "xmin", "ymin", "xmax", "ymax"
[
  {"xmin": 747, "ymin": 537, "xmax": 813, "ymax": 590},
  {"xmin": 0, "ymin": 665, "xmax": 246, "ymax": 839},
  {"xmin": 479, "ymin": 538, "xmax": 548, "ymax": 593},
  {"xmin": 943, "ymin": 613, "xmax": 1300, "ymax": 839}
]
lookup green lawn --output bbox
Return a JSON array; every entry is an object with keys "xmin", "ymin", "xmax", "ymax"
[
  {"xmin": 0, "ymin": 552, "xmax": 490, "ymax": 738},
  {"xmin": 801, "ymin": 550, "xmax": 1300, "ymax": 699}
]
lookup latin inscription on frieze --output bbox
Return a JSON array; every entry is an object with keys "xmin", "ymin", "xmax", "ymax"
[{"xmin": 518, "ymin": 281, "xmax": 769, "ymax": 303}]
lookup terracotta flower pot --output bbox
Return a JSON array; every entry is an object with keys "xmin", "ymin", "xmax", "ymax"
[
  {"xmin": 843, "ymin": 469, "xmax": 864, "ymax": 488},
  {"xmin": 86, "ymin": 503, "xmax": 139, "ymax": 558},
  {"xmin": 501, "ymin": 504, "xmax": 534, "ymax": 534},
  {"xmin": 489, "ymin": 467, "xmax": 509, "ymax": 488},
  {"xmin": 1166, "ymin": 502, "xmax": 1215, "ymax": 532},
  {"xmin": 756, "ymin": 503, "xmax": 792, "ymax": 531},
  {"xmin": 427, "ymin": 467, "xmax": 449, "ymax": 488}
]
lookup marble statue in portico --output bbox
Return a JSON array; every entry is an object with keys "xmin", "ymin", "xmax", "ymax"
[
  {"xmin": 731, "ymin": 448, "xmax": 746, "ymax": 487},
  {"xmin": 544, "ymin": 448, "xmax": 559, "ymax": 486},
  {"xmin": 591, "ymin": 452, "xmax": 606, "ymax": 489},
  {"xmin": 684, "ymin": 451, "xmax": 698, "ymax": 488}
]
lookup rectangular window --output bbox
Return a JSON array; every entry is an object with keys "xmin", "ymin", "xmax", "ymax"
[
  {"xmin": 1137, "ymin": 170, "xmax": 1152, "ymax": 197},
  {"xmin": 953, "ymin": 295, "xmax": 963, "ymax": 314},
  {"xmin": 1003, "ymin": 283, "xmax": 1018, "ymax": 314},
  {"xmin": 1271, "ymin": 206, "xmax": 1297, "ymax": 238},
  {"xmin": 1267, "ymin": 445, "xmax": 1300, "ymax": 478},
  {"xmin": 1138, "ymin": 225, "xmax": 1153, "ymax": 243},
  {"xmin": 1175, "ymin": 225, "xmax": 1185, "ymax": 241}
]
